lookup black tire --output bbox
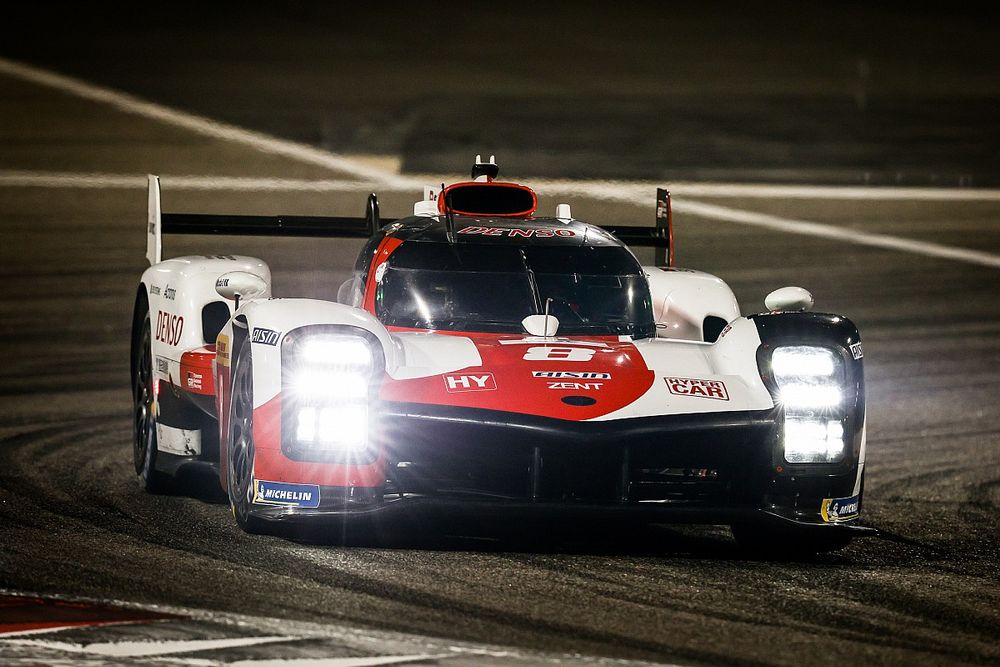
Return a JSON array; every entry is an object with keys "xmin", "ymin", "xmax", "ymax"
[
  {"xmin": 226, "ymin": 337, "xmax": 267, "ymax": 534},
  {"xmin": 731, "ymin": 522, "xmax": 853, "ymax": 558},
  {"xmin": 131, "ymin": 299, "xmax": 170, "ymax": 493}
]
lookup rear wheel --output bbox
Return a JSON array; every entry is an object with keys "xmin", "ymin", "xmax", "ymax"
[
  {"xmin": 132, "ymin": 302, "xmax": 169, "ymax": 493},
  {"xmin": 227, "ymin": 338, "xmax": 266, "ymax": 534}
]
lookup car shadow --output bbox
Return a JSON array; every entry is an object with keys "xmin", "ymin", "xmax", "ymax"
[{"xmin": 157, "ymin": 471, "xmax": 920, "ymax": 564}]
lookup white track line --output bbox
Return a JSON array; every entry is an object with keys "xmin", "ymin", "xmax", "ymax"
[
  {"xmin": 228, "ymin": 656, "xmax": 453, "ymax": 667},
  {"xmin": 638, "ymin": 181, "xmax": 1000, "ymax": 201},
  {"xmin": 2, "ymin": 636, "xmax": 294, "ymax": 657},
  {"xmin": 0, "ymin": 57, "xmax": 408, "ymax": 187},
  {"xmin": 0, "ymin": 171, "xmax": 386, "ymax": 191},
  {"xmin": 673, "ymin": 199, "xmax": 1000, "ymax": 269},
  {"xmin": 2, "ymin": 56, "xmax": 999, "ymax": 269}
]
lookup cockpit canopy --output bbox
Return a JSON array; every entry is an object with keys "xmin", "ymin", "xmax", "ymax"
[{"xmin": 374, "ymin": 242, "xmax": 655, "ymax": 337}]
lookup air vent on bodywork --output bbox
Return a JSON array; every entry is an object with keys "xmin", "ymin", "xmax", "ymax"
[
  {"xmin": 562, "ymin": 395, "xmax": 597, "ymax": 406},
  {"xmin": 703, "ymin": 316, "xmax": 728, "ymax": 343},
  {"xmin": 202, "ymin": 301, "xmax": 231, "ymax": 344}
]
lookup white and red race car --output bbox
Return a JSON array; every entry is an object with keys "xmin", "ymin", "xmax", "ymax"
[{"xmin": 131, "ymin": 157, "xmax": 870, "ymax": 553}]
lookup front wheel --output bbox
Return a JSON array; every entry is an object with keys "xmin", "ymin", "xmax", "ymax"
[{"xmin": 226, "ymin": 338, "xmax": 266, "ymax": 534}]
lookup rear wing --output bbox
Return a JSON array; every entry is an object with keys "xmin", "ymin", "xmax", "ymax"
[
  {"xmin": 145, "ymin": 176, "xmax": 673, "ymax": 267},
  {"xmin": 145, "ymin": 175, "xmax": 383, "ymax": 265}
]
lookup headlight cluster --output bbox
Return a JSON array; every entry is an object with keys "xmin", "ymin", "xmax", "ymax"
[
  {"xmin": 772, "ymin": 345, "xmax": 847, "ymax": 463},
  {"xmin": 283, "ymin": 331, "xmax": 377, "ymax": 456}
]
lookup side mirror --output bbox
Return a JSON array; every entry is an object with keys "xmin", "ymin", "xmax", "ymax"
[
  {"xmin": 765, "ymin": 286, "xmax": 814, "ymax": 312},
  {"xmin": 215, "ymin": 271, "xmax": 268, "ymax": 307},
  {"xmin": 522, "ymin": 314, "xmax": 560, "ymax": 337}
]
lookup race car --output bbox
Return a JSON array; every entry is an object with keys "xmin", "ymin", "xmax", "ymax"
[{"xmin": 131, "ymin": 156, "xmax": 871, "ymax": 553}]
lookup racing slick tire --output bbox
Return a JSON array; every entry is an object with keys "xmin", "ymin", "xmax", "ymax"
[
  {"xmin": 227, "ymin": 337, "xmax": 267, "ymax": 534},
  {"xmin": 131, "ymin": 295, "xmax": 170, "ymax": 494},
  {"xmin": 730, "ymin": 522, "xmax": 852, "ymax": 558}
]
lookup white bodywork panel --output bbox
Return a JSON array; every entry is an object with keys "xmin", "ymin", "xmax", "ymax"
[
  {"xmin": 390, "ymin": 333, "xmax": 483, "ymax": 380},
  {"xmin": 591, "ymin": 315, "xmax": 773, "ymax": 420},
  {"xmin": 644, "ymin": 267, "xmax": 740, "ymax": 342},
  {"xmin": 143, "ymin": 255, "xmax": 270, "ymax": 387}
]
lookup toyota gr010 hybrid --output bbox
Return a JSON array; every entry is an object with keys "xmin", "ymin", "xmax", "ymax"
[{"xmin": 131, "ymin": 156, "xmax": 871, "ymax": 553}]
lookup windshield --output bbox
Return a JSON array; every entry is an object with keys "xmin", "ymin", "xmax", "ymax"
[{"xmin": 373, "ymin": 243, "xmax": 655, "ymax": 337}]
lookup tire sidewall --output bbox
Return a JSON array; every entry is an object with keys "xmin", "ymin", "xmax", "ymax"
[
  {"xmin": 227, "ymin": 337, "xmax": 263, "ymax": 533},
  {"xmin": 132, "ymin": 302, "xmax": 166, "ymax": 492}
]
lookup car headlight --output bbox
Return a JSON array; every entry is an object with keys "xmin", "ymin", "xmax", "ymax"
[
  {"xmin": 282, "ymin": 329, "xmax": 380, "ymax": 458},
  {"xmin": 771, "ymin": 345, "xmax": 847, "ymax": 463}
]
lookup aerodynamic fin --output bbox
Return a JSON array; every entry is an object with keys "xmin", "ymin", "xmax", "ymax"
[{"xmin": 146, "ymin": 175, "xmax": 162, "ymax": 266}]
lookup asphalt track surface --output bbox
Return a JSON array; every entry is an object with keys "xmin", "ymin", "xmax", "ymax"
[{"xmin": 1, "ymin": 10, "xmax": 1000, "ymax": 666}]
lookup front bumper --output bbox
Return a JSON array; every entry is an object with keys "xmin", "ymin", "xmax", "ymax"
[
  {"xmin": 249, "ymin": 495, "xmax": 875, "ymax": 536},
  {"xmin": 251, "ymin": 402, "xmax": 868, "ymax": 532}
]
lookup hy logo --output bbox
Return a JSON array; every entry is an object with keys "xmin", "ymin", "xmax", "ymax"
[{"xmin": 444, "ymin": 373, "xmax": 497, "ymax": 392}]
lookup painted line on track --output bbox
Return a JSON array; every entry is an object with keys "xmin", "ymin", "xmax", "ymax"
[
  {"xmin": 672, "ymin": 199, "xmax": 1000, "ymax": 270},
  {"xmin": 0, "ymin": 57, "xmax": 408, "ymax": 187},
  {"xmin": 0, "ymin": 590, "xmax": 660, "ymax": 666},
  {"xmin": 2, "ymin": 56, "xmax": 999, "ymax": 270},
  {"xmin": 0, "ymin": 171, "xmax": 387, "ymax": 191}
]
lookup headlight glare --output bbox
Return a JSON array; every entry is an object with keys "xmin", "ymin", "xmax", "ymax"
[
  {"xmin": 299, "ymin": 335, "xmax": 372, "ymax": 373},
  {"xmin": 778, "ymin": 383, "xmax": 842, "ymax": 410},
  {"xmin": 772, "ymin": 345, "xmax": 849, "ymax": 464},
  {"xmin": 772, "ymin": 346, "xmax": 837, "ymax": 380},
  {"xmin": 282, "ymin": 328, "xmax": 380, "ymax": 459},
  {"xmin": 784, "ymin": 417, "xmax": 845, "ymax": 463},
  {"xmin": 295, "ymin": 405, "xmax": 367, "ymax": 451},
  {"xmin": 289, "ymin": 369, "xmax": 370, "ymax": 401}
]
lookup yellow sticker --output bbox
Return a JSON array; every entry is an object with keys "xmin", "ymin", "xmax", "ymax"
[
  {"xmin": 821, "ymin": 494, "xmax": 860, "ymax": 522},
  {"xmin": 216, "ymin": 334, "xmax": 230, "ymax": 368}
]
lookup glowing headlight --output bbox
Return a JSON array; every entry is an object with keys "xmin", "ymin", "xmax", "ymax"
[
  {"xmin": 778, "ymin": 383, "xmax": 842, "ymax": 410},
  {"xmin": 772, "ymin": 345, "xmax": 848, "ymax": 463},
  {"xmin": 295, "ymin": 405, "xmax": 367, "ymax": 451},
  {"xmin": 299, "ymin": 336, "xmax": 372, "ymax": 372},
  {"xmin": 772, "ymin": 346, "xmax": 837, "ymax": 380},
  {"xmin": 282, "ymin": 330, "xmax": 378, "ymax": 456},
  {"xmin": 784, "ymin": 417, "xmax": 845, "ymax": 463},
  {"xmin": 289, "ymin": 369, "xmax": 370, "ymax": 401}
]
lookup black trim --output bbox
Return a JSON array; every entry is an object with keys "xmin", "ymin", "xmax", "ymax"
[
  {"xmin": 378, "ymin": 402, "xmax": 776, "ymax": 440},
  {"xmin": 603, "ymin": 225, "xmax": 669, "ymax": 249},
  {"xmin": 246, "ymin": 495, "xmax": 878, "ymax": 536},
  {"xmin": 201, "ymin": 300, "xmax": 230, "ymax": 344}
]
